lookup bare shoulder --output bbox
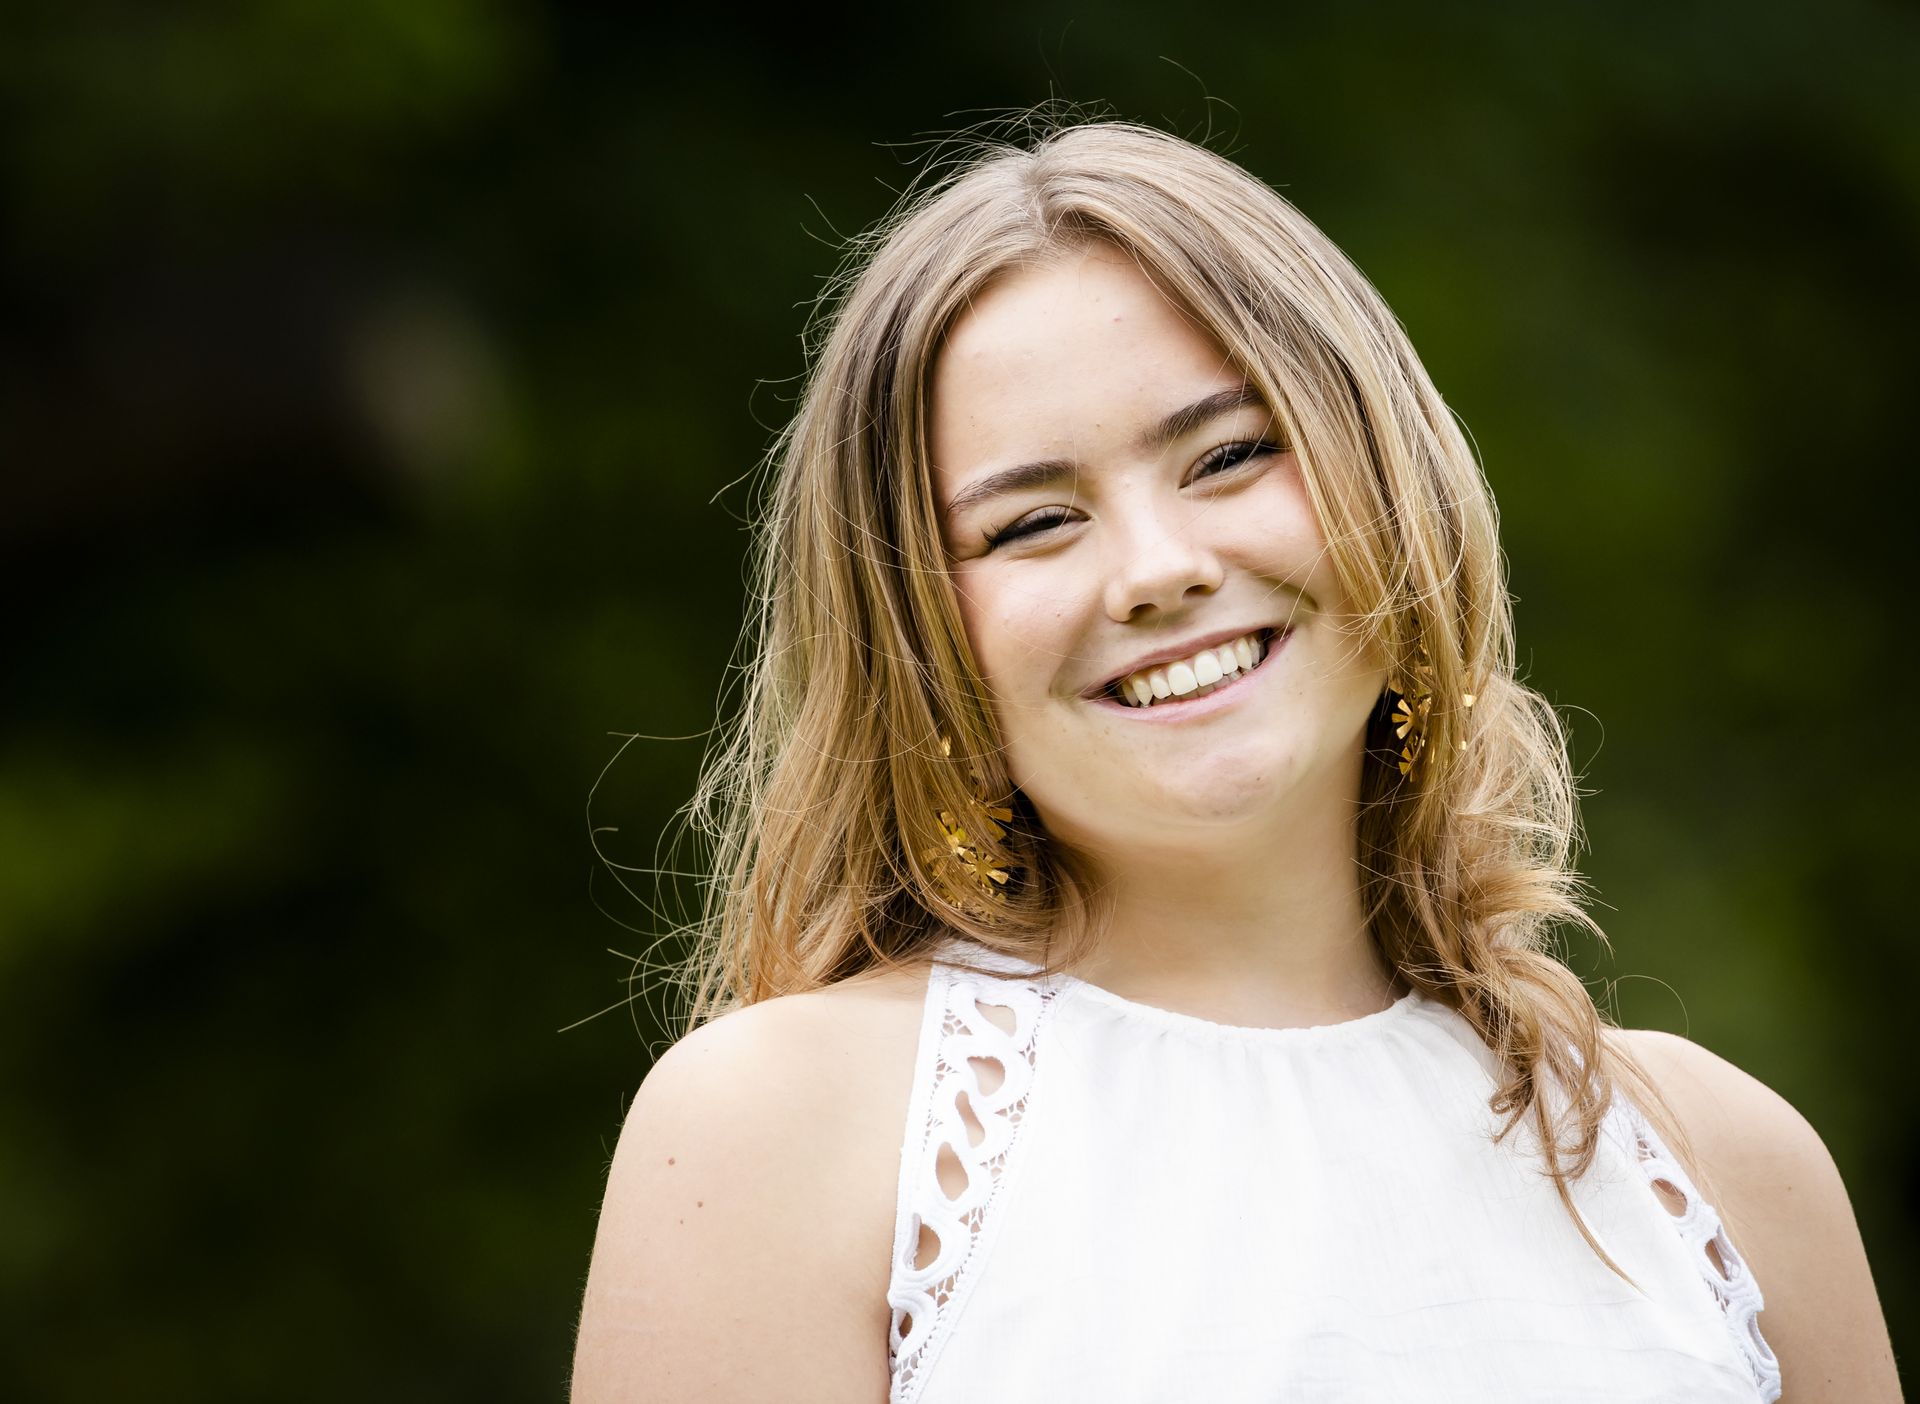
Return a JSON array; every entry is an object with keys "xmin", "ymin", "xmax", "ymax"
[
  {"xmin": 571, "ymin": 962, "xmax": 933, "ymax": 1403},
  {"xmin": 1606, "ymin": 1028, "xmax": 1902, "ymax": 1403}
]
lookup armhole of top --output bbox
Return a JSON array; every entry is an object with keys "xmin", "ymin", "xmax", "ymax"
[
  {"xmin": 1613, "ymin": 1096, "xmax": 1784, "ymax": 1402},
  {"xmin": 883, "ymin": 954, "xmax": 1053, "ymax": 1404}
]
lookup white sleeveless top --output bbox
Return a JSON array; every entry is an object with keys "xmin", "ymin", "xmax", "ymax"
[{"xmin": 885, "ymin": 939, "xmax": 1782, "ymax": 1403}]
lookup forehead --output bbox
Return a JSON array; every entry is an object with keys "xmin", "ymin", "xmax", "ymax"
[{"xmin": 929, "ymin": 247, "xmax": 1240, "ymax": 479}]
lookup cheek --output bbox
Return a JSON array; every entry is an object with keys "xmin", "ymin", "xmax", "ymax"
[
  {"xmin": 953, "ymin": 567, "xmax": 1069, "ymax": 701},
  {"xmin": 1231, "ymin": 473, "xmax": 1327, "ymax": 568},
  {"xmin": 1224, "ymin": 478, "xmax": 1362, "ymax": 637}
]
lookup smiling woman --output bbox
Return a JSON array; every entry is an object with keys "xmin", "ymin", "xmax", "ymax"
[{"xmin": 569, "ymin": 116, "xmax": 1899, "ymax": 1403}]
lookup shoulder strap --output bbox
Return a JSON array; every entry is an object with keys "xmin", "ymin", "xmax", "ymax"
[
  {"xmin": 885, "ymin": 947, "xmax": 1057, "ymax": 1402},
  {"xmin": 1611, "ymin": 1096, "xmax": 1783, "ymax": 1402}
]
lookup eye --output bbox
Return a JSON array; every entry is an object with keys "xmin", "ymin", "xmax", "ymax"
[
  {"xmin": 983, "ymin": 505, "xmax": 1077, "ymax": 550},
  {"xmin": 1190, "ymin": 438, "xmax": 1287, "ymax": 483},
  {"xmin": 975, "ymin": 439, "xmax": 1286, "ymax": 552}
]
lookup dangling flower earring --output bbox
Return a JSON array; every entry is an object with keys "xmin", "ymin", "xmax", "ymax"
[
  {"xmin": 1384, "ymin": 643, "xmax": 1474, "ymax": 784},
  {"xmin": 925, "ymin": 736, "xmax": 1018, "ymax": 913}
]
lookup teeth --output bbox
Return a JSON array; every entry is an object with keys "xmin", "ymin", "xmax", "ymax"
[{"xmin": 1111, "ymin": 631, "xmax": 1274, "ymax": 708}]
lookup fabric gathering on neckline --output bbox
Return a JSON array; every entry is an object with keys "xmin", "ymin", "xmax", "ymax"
[
  {"xmin": 1055, "ymin": 971, "xmax": 1424, "ymax": 1044},
  {"xmin": 928, "ymin": 934, "xmax": 1427, "ymax": 1045}
]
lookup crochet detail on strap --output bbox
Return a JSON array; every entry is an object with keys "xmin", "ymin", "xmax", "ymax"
[
  {"xmin": 1619, "ymin": 1099, "xmax": 1783, "ymax": 1402},
  {"xmin": 886, "ymin": 955, "xmax": 1055, "ymax": 1403}
]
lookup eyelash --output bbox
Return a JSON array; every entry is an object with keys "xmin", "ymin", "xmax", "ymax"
[{"xmin": 980, "ymin": 439, "xmax": 1286, "ymax": 550}]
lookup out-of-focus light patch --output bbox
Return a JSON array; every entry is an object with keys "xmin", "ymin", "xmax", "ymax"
[{"xmin": 347, "ymin": 291, "xmax": 503, "ymax": 490}]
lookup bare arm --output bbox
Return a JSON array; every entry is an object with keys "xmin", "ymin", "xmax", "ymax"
[
  {"xmin": 1614, "ymin": 1028, "xmax": 1903, "ymax": 1403},
  {"xmin": 571, "ymin": 997, "xmax": 899, "ymax": 1403}
]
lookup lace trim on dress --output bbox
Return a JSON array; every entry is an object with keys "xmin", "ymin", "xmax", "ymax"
[
  {"xmin": 1616, "ymin": 1098, "xmax": 1784, "ymax": 1402},
  {"xmin": 886, "ymin": 957, "xmax": 1055, "ymax": 1404}
]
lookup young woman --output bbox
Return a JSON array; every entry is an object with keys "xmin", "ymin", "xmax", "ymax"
[{"xmin": 570, "ymin": 119, "xmax": 1899, "ymax": 1402}]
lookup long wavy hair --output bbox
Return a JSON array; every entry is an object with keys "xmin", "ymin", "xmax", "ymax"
[{"xmin": 664, "ymin": 112, "xmax": 1702, "ymax": 1287}]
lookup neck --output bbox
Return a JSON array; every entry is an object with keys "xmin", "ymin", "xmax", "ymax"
[{"xmin": 1063, "ymin": 765, "xmax": 1401, "ymax": 1030}]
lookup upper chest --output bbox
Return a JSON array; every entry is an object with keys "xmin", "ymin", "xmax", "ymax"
[{"xmin": 883, "ymin": 967, "xmax": 1777, "ymax": 1403}]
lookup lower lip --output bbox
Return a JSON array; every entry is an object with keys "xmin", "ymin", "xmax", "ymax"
[{"xmin": 1087, "ymin": 629, "xmax": 1293, "ymax": 723}]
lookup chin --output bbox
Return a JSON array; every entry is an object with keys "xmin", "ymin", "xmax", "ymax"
[
  {"xmin": 1038, "ymin": 747, "xmax": 1312, "ymax": 848},
  {"xmin": 1161, "ymin": 725, "xmax": 1306, "ymax": 793},
  {"xmin": 1150, "ymin": 771, "xmax": 1298, "ymax": 831}
]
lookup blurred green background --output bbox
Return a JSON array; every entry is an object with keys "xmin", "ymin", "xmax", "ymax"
[{"xmin": 1, "ymin": 2, "xmax": 1911, "ymax": 1398}]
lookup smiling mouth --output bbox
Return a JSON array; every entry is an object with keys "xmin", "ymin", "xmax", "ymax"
[{"xmin": 1101, "ymin": 627, "xmax": 1284, "ymax": 709}]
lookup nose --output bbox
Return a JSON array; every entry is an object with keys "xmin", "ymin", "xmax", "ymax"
[{"xmin": 1102, "ymin": 512, "xmax": 1225, "ymax": 622}]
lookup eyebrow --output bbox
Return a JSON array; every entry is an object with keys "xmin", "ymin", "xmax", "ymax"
[
  {"xmin": 941, "ymin": 382, "xmax": 1269, "ymax": 521},
  {"xmin": 1137, "ymin": 382, "xmax": 1268, "ymax": 455}
]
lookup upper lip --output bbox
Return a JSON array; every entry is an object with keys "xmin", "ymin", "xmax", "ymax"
[{"xmin": 1083, "ymin": 624, "xmax": 1288, "ymax": 698}]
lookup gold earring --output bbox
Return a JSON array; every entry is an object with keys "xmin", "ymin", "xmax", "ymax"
[
  {"xmin": 1385, "ymin": 643, "xmax": 1474, "ymax": 783},
  {"xmin": 926, "ymin": 736, "xmax": 1017, "ymax": 912}
]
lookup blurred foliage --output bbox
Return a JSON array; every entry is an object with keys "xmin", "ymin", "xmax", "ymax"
[{"xmin": 0, "ymin": 1, "xmax": 1913, "ymax": 1398}]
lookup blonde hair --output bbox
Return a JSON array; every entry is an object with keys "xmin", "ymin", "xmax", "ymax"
[{"xmin": 667, "ymin": 111, "xmax": 1702, "ymax": 1287}]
